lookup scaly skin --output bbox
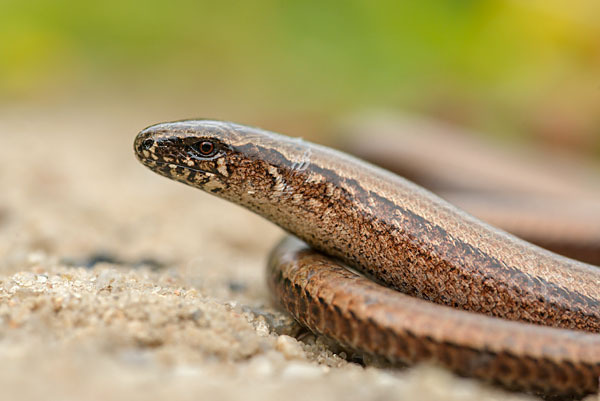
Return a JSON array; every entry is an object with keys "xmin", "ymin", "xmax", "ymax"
[
  {"xmin": 338, "ymin": 117, "xmax": 600, "ymax": 265},
  {"xmin": 134, "ymin": 120, "xmax": 600, "ymax": 397}
]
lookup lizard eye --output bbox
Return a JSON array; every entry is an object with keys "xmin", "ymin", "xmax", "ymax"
[
  {"xmin": 195, "ymin": 140, "xmax": 216, "ymax": 156},
  {"xmin": 142, "ymin": 138, "xmax": 154, "ymax": 150}
]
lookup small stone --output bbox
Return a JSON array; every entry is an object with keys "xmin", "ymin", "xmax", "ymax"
[
  {"xmin": 14, "ymin": 272, "xmax": 36, "ymax": 287},
  {"xmin": 95, "ymin": 269, "xmax": 119, "ymax": 290},
  {"xmin": 254, "ymin": 318, "xmax": 270, "ymax": 337},
  {"xmin": 276, "ymin": 335, "xmax": 305, "ymax": 360}
]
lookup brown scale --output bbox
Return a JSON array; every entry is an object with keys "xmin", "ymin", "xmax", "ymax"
[
  {"xmin": 268, "ymin": 237, "xmax": 600, "ymax": 396},
  {"xmin": 134, "ymin": 120, "xmax": 600, "ymax": 397}
]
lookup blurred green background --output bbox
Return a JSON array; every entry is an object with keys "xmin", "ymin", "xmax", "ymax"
[{"xmin": 1, "ymin": 0, "xmax": 599, "ymax": 153}]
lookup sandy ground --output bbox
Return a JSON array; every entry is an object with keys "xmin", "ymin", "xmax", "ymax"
[{"xmin": 0, "ymin": 103, "xmax": 562, "ymax": 401}]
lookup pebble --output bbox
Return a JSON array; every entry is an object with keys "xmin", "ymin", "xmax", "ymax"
[
  {"xmin": 95, "ymin": 269, "xmax": 119, "ymax": 290},
  {"xmin": 254, "ymin": 318, "xmax": 270, "ymax": 337},
  {"xmin": 276, "ymin": 335, "xmax": 305, "ymax": 360}
]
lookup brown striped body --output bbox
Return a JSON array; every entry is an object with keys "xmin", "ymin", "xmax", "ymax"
[
  {"xmin": 269, "ymin": 237, "xmax": 600, "ymax": 395},
  {"xmin": 339, "ymin": 115, "xmax": 600, "ymax": 265},
  {"xmin": 134, "ymin": 120, "xmax": 600, "ymax": 397}
]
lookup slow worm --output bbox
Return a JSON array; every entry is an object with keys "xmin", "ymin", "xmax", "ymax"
[{"xmin": 134, "ymin": 120, "xmax": 600, "ymax": 397}]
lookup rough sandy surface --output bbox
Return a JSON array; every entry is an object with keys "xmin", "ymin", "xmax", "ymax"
[{"xmin": 0, "ymin": 105, "xmax": 555, "ymax": 401}]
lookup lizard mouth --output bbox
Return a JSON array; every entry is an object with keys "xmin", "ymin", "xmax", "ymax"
[{"xmin": 140, "ymin": 158, "xmax": 222, "ymax": 179}]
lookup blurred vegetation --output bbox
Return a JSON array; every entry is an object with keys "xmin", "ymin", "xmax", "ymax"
[{"xmin": 1, "ymin": 1, "xmax": 599, "ymax": 153}]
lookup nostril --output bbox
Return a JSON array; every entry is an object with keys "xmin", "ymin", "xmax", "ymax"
[{"xmin": 142, "ymin": 138, "xmax": 154, "ymax": 150}]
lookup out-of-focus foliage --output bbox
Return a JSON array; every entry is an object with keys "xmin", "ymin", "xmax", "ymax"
[{"xmin": 1, "ymin": 1, "xmax": 599, "ymax": 151}]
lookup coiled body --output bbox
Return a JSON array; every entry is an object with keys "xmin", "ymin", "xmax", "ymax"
[{"xmin": 134, "ymin": 120, "xmax": 600, "ymax": 397}]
